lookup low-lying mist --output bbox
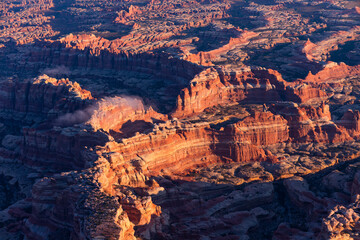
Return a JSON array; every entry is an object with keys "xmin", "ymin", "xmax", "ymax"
[{"xmin": 55, "ymin": 96, "xmax": 145, "ymax": 131}]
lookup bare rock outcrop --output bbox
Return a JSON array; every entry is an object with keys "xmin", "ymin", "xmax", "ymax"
[
  {"xmin": 0, "ymin": 75, "xmax": 92, "ymax": 123},
  {"xmin": 1, "ymin": 0, "xmax": 360, "ymax": 239}
]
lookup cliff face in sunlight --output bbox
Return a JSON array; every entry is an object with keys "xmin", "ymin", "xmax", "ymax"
[{"xmin": 2, "ymin": 69, "xmax": 360, "ymax": 239}]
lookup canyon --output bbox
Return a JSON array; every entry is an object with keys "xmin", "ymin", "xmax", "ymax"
[{"xmin": 0, "ymin": 0, "xmax": 360, "ymax": 239}]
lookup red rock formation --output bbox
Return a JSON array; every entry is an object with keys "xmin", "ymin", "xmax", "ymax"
[
  {"xmin": 356, "ymin": 6, "xmax": 360, "ymax": 14},
  {"xmin": 2, "ymin": 0, "xmax": 360, "ymax": 239},
  {"xmin": 338, "ymin": 109, "xmax": 360, "ymax": 138},
  {"xmin": 231, "ymin": 112, "xmax": 289, "ymax": 146},
  {"xmin": 304, "ymin": 62, "xmax": 360, "ymax": 83},
  {"xmin": 86, "ymin": 96, "xmax": 167, "ymax": 132},
  {"xmin": 0, "ymin": 75, "xmax": 92, "ymax": 122},
  {"xmin": 285, "ymin": 83, "xmax": 328, "ymax": 103},
  {"xmin": 271, "ymin": 102, "xmax": 351, "ymax": 143},
  {"xmin": 26, "ymin": 34, "xmax": 203, "ymax": 84},
  {"xmin": 184, "ymin": 30, "xmax": 259, "ymax": 66},
  {"xmin": 115, "ymin": 5, "xmax": 143, "ymax": 24},
  {"xmin": 33, "ymin": 75, "xmax": 93, "ymax": 100},
  {"xmin": 273, "ymin": 163, "xmax": 360, "ymax": 240},
  {"xmin": 214, "ymin": 112, "xmax": 288, "ymax": 163},
  {"xmin": 21, "ymin": 126, "xmax": 109, "ymax": 170},
  {"xmin": 21, "ymin": 173, "xmax": 138, "ymax": 240},
  {"xmin": 302, "ymin": 27, "xmax": 360, "ymax": 62},
  {"xmin": 101, "ymin": 112, "xmax": 288, "ymax": 176},
  {"xmin": 172, "ymin": 68, "xmax": 287, "ymax": 118},
  {"xmin": 0, "ymin": 0, "xmax": 56, "ymax": 44},
  {"xmin": 302, "ymin": 38, "xmax": 319, "ymax": 61},
  {"xmin": 12, "ymin": 134, "xmax": 164, "ymax": 240}
]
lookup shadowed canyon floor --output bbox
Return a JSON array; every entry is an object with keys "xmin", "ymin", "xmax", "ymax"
[{"xmin": 1, "ymin": 0, "xmax": 360, "ymax": 239}]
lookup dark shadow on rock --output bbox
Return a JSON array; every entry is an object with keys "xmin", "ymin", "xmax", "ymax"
[
  {"xmin": 224, "ymin": 2, "xmax": 268, "ymax": 30},
  {"xmin": 110, "ymin": 120, "xmax": 155, "ymax": 139},
  {"xmin": 136, "ymin": 154, "xmax": 360, "ymax": 239},
  {"xmin": 45, "ymin": 0, "xmax": 133, "ymax": 40},
  {"xmin": 3, "ymin": 38, "xmax": 203, "ymax": 114},
  {"xmin": 329, "ymin": 40, "xmax": 360, "ymax": 66},
  {"xmin": 244, "ymin": 42, "xmax": 323, "ymax": 81}
]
